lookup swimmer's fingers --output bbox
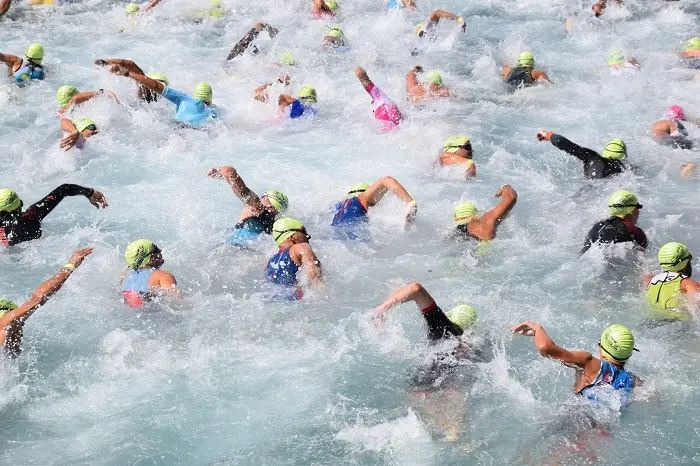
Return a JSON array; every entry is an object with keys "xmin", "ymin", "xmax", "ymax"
[
  {"xmin": 94, "ymin": 59, "xmax": 108, "ymax": 67},
  {"xmin": 89, "ymin": 190, "xmax": 108, "ymax": 209},
  {"xmin": 68, "ymin": 247, "xmax": 94, "ymax": 267},
  {"xmin": 511, "ymin": 321, "xmax": 536, "ymax": 336},
  {"xmin": 59, "ymin": 133, "xmax": 78, "ymax": 151},
  {"xmin": 207, "ymin": 168, "xmax": 222, "ymax": 178}
]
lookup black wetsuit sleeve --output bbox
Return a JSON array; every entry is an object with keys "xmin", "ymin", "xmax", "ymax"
[
  {"xmin": 421, "ymin": 304, "xmax": 463, "ymax": 342},
  {"xmin": 227, "ymin": 25, "xmax": 276, "ymax": 61},
  {"xmin": 550, "ymin": 134, "xmax": 600, "ymax": 163},
  {"xmin": 23, "ymin": 184, "xmax": 93, "ymax": 224},
  {"xmin": 580, "ymin": 220, "xmax": 605, "ymax": 254}
]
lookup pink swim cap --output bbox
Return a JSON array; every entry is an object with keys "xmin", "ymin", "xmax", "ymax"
[
  {"xmin": 665, "ymin": 105, "xmax": 686, "ymax": 121},
  {"xmin": 374, "ymin": 102, "xmax": 402, "ymax": 125}
]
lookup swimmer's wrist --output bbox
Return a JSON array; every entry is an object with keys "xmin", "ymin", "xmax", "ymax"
[{"xmin": 62, "ymin": 263, "xmax": 76, "ymax": 272}]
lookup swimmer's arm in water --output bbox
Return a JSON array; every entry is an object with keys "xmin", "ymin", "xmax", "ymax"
[
  {"xmin": 0, "ymin": 52, "xmax": 21, "ymax": 72},
  {"xmin": 226, "ymin": 22, "xmax": 279, "ymax": 61},
  {"xmin": 512, "ymin": 321, "xmax": 593, "ymax": 369},
  {"xmin": 23, "ymin": 184, "xmax": 106, "ymax": 224},
  {"xmin": 292, "ymin": 243, "xmax": 322, "ymax": 284},
  {"xmin": 0, "ymin": 0, "xmax": 10, "ymax": 17},
  {"xmin": 60, "ymin": 91, "xmax": 118, "ymax": 115},
  {"xmin": 428, "ymin": 10, "xmax": 466, "ymax": 32},
  {"xmin": 207, "ymin": 166, "xmax": 266, "ymax": 213},
  {"xmin": 541, "ymin": 131, "xmax": 599, "ymax": 163},
  {"xmin": 312, "ymin": 0, "xmax": 333, "ymax": 15},
  {"xmin": 95, "ymin": 58, "xmax": 145, "ymax": 75},
  {"xmin": 59, "ymin": 118, "xmax": 81, "ymax": 151},
  {"xmin": 148, "ymin": 270, "xmax": 181, "ymax": 296},
  {"xmin": 109, "ymin": 65, "xmax": 165, "ymax": 95},
  {"xmin": 142, "ymin": 0, "xmax": 164, "ymax": 13},
  {"xmin": 254, "ymin": 82, "xmax": 274, "ymax": 102},
  {"xmin": 374, "ymin": 282, "xmax": 435, "ymax": 315},
  {"xmin": 650, "ymin": 121, "xmax": 672, "ymax": 140},
  {"xmin": 467, "ymin": 185, "xmax": 517, "ymax": 241},
  {"xmin": 278, "ymin": 94, "xmax": 296, "ymax": 108},
  {"xmin": 501, "ymin": 65, "xmax": 512, "ymax": 80},
  {"xmin": 532, "ymin": 69, "xmax": 550, "ymax": 83},
  {"xmin": 406, "ymin": 66, "xmax": 426, "ymax": 104},
  {"xmin": 0, "ymin": 248, "xmax": 92, "ymax": 349},
  {"xmin": 359, "ymin": 176, "xmax": 416, "ymax": 221}
]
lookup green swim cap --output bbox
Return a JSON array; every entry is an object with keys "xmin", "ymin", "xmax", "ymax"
[
  {"xmin": 194, "ymin": 82, "xmax": 213, "ymax": 102},
  {"xmin": 518, "ymin": 51, "xmax": 535, "ymax": 67},
  {"xmin": 279, "ymin": 50, "xmax": 296, "ymax": 66},
  {"xmin": 299, "ymin": 85, "xmax": 317, "ymax": 104},
  {"xmin": 74, "ymin": 117, "xmax": 95, "ymax": 132},
  {"xmin": 601, "ymin": 138, "xmax": 627, "ymax": 160},
  {"xmin": 25, "ymin": 43, "xmax": 44, "ymax": 63},
  {"xmin": 347, "ymin": 182, "xmax": 369, "ymax": 196},
  {"xmin": 56, "ymin": 85, "xmax": 78, "ymax": 106},
  {"xmin": 444, "ymin": 135, "xmax": 470, "ymax": 153},
  {"xmin": 262, "ymin": 190, "xmax": 289, "ymax": 213},
  {"xmin": 415, "ymin": 22, "xmax": 426, "ymax": 36},
  {"xmin": 0, "ymin": 189, "xmax": 21, "ymax": 212},
  {"xmin": 607, "ymin": 51, "xmax": 625, "ymax": 66},
  {"xmin": 146, "ymin": 72, "xmax": 169, "ymax": 85},
  {"xmin": 327, "ymin": 27, "xmax": 342, "ymax": 39},
  {"xmin": 0, "ymin": 299, "xmax": 18, "ymax": 317},
  {"xmin": 126, "ymin": 3, "xmax": 140, "ymax": 15},
  {"xmin": 125, "ymin": 239, "xmax": 156, "ymax": 269},
  {"xmin": 608, "ymin": 190, "xmax": 640, "ymax": 217},
  {"xmin": 426, "ymin": 71, "xmax": 442, "ymax": 86},
  {"xmin": 454, "ymin": 202, "xmax": 478, "ymax": 225},
  {"xmin": 324, "ymin": 0, "xmax": 339, "ymax": 10},
  {"xmin": 684, "ymin": 37, "xmax": 700, "ymax": 52},
  {"xmin": 600, "ymin": 324, "xmax": 636, "ymax": 362},
  {"xmin": 658, "ymin": 242, "xmax": 692, "ymax": 272},
  {"xmin": 272, "ymin": 217, "xmax": 305, "ymax": 246},
  {"xmin": 448, "ymin": 305, "xmax": 477, "ymax": 330},
  {"xmin": 211, "ymin": 0, "xmax": 221, "ymax": 6}
]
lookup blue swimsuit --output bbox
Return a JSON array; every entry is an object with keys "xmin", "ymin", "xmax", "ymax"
[
  {"xmin": 578, "ymin": 360, "xmax": 634, "ymax": 408},
  {"xmin": 121, "ymin": 269, "xmax": 155, "ymax": 307},
  {"xmin": 331, "ymin": 196, "xmax": 368, "ymax": 226},
  {"xmin": 14, "ymin": 59, "xmax": 44, "ymax": 83},
  {"xmin": 265, "ymin": 248, "xmax": 303, "ymax": 300}
]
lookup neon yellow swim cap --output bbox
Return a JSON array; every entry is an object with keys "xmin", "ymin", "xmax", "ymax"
[
  {"xmin": 348, "ymin": 183, "xmax": 369, "ymax": 196},
  {"xmin": 518, "ymin": 51, "xmax": 535, "ymax": 67},
  {"xmin": 74, "ymin": 117, "xmax": 95, "ymax": 132},
  {"xmin": 25, "ymin": 43, "xmax": 44, "ymax": 64},
  {"xmin": 146, "ymin": 72, "xmax": 169, "ymax": 85},
  {"xmin": 262, "ymin": 190, "xmax": 289, "ymax": 213},
  {"xmin": 56, "ymin": 85, "xmax": 78, "ymax": 106},
  {"xmin": 600, "ymin": 325, "xmax": 636, "ymax": 362},
  {"xmin": 607, "ymin": 51, "xmax": 625, "ymax": 66},
  {"xmin": 608, "ymin": 190, "xmax": 640, "ymax": 217},
  {"xmin": 279, "ymin": 50, "xmax": 296, "ymax": 66},
  {"xmin": 658, "ymin": 242, "xmax": 692, "ymax": 272},
  {"xmin": 125, "ymin": 239, "xmax": 156, "ymax": 269},
  {"xmin": 601, "ymin": 138, "xmax": 627, "ymax": 160},
  {"xmin": 426, "ymin": 71, "xmax": 442, "ymax": 86},
  {"xmin": 126, "ymin": 3, "xmax": 140, "ymax": 15},
  {"xmin": 326, "ymin": 27, "xmax": 342, "ymax": 39},
  {"xmin": 444, "ymin": 135, "xmax": 470, "ymax": 153},
  {"xmin": 194, "ymin": 82, "xmax": 213, "ymax": 102},
  {"xmin": 448, "ymin": 305, "xmax": 477, "ymax": 330},
  {"xmin": 299, "ymin": 85, "xmax": 317, "ymax": 103},
  {"xmin": 684, "ymin": 37, "xmax": 700, "ymax": 52},
  {"xmin": 454, "ymin": 202, "xmax": 477, "ymax": 225},
  {"xmin": 415, "ymin": 22, "xmax": 425, "ymax": 36},
  {"xmin": 0, "ymin": 189, "xmax": 21, "ymax": 212},
  {"xmin": 211, "ymin": 0, "xmax": 221, "ymax": 6},
  {"xmin": 272, "ymin": 217, "xmax": 305, "ymax": 246},
  {"xmin": 324, "ymin": 0, "xmax": 339, "ymax": 10},
  {"xmin": 0, "ymin": 299, "xmax": 18, "ymax": 317}
]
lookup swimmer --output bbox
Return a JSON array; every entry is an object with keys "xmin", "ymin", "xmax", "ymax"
[
  {"xmin": 452, "ymin": 184, "xmax": 517, "ymax": 242},
  {"xmin": 278, "ymin": 85, "xmax": 318, "ymax": 119},
  {"xmin": 194, "ymin": 0, "xmax": 225, "ymax": 18},
  {"xmin": 606, "ymin": 51, "xmax": 640, "ymax": 76},
  {"xmin": 266, "ymin": 218, "xmax": 322, "ymax": 300},
  {"xmin": 110, "ymin": 65, "xmax": 217, "ymax": 127},
  {"xmin": 122, "ymin": 3, "xmax": 141, "ymax": 31},
  {"xmin": 331, "ymin": 177, "xmax": 417, "ymax": 227},
  {"xmin": 121, "ymin": 240, "xmax": 179, "ymax": 308},
  {"xmin": 405, "ymin": 66, "xmax": 450, "ymax": 104},
  {"xmin": 580, "ymin": 190, "xmax": 646, "ymax": 255},
  {"xmin": 95, "ymin": 58, "xmax": 167, "ymax": 103},
  {"xmin": 0, "ymin": 185, "xmax": 107, "ymax": 247},
  {"xmin": 355, "ymin": 66, "xmax": 402, "ymax": 128},
  {"xmin": 386, "ymin": 0, "xmax": 415, "ymax": 10},
  {"xmin": 374, "ymin": 282, "xmax": 484, "ymax": 441},
  {"xmin": 0, "ymin": 43, "xmax": 45, "ymax": 83},
  {"xmin": 678, "ymin": 37, "xmax": 700, "ymax": 69},
  {"xmin": 0, "ymin": 247, "xmax": 93, "ymax": 357},
  {"xmin": 437, "ymin": 135, "xmax": 476, "ymax": 178},
  {"xmin": 311, "ymin": 0, "xmax": 337, "ymax": 18},
  {"xmin": 512, "ymin": 322, "xmax": 640, "ymax": 407},
  {"xmin": 254, "ymin": 74, "xmax": 290, "ymax": 103},
  {"xmin": 537, "ymin": 130, "xmax": 626, "ymax": 179},
  {"xmin": 414, "ymin": 10, "xmax": 466, "ymax": 40},
  {"xmin": 277, "ymin": 50, "xmax": 296, "ymax": 67},
  {"xmin": 650, "ymin": 105, "xmax": 698, "ymax": 150},
  {"xmin": 60, "ymin": 117, "xmax": 98, "ymax": 150},
  {"xmin": 643, "ymin": 242, "xmax": 700, "ymax": 321},
  {"xmin": 226, "ymin": 22, "xmax": 279, "ymax": 61},
  {"xmin": 207, "ymin": 166, "xmax": 289, "ymax": 246},
  {"xmin": 501, "ymin": 51, "xmax": 550, "ymax": 87},
  {"xmin": 591, "ymin": 0, "xmax": 622, "ymax": 17},
  {"xmin": 142, "ymin": 0, "xmax": 164, "ymax": 13},
  {"xmin": 56, "ymin": 85, "xmax": 118, "ymax": 116},
  {"xmin": 321, "ymin": 27, "xmax": 347, "ymax": 49}
]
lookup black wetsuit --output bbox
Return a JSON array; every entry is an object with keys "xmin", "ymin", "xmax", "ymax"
[
  {"xmin": 580, "ymin": 216, "xmax": 647, "ymax": 254},
  {"xmin": 0, "ymin": 184, "xmax": 93, "ymax": 246},
  {"xmin": 235, "ymin": 209, "xmax": 276, "ymax": 234},
  {"xmin": 550, "ymin": 134, "xmax": 625, "ymax": 179},
  {"xmin": 505, "ymin": 66, "xmax": 535, "ymax": 87},
  {"xmin": 659, "ymin": 120, "xmax": 693, "ymax": 150},
  {"xmin": 454, "ymin": 225, "xmax": 480, "ymax": 241},
  {"xmin": 421, "ymin": 303, "xmax": 463, "ymax": 342},
  {"xmin": 226, "ymin": 24, "xmax": 278, "ymax": 61}
]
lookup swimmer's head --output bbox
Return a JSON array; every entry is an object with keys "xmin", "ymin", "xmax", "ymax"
[
  {"xmin": 607, "ymin": 51, "xmax": 625, "ymax": 66},
  {"xmin": 608, "ymin": 190, "xmax": 641, "ymax": 218},
  {"xmin": 347, "ymin": 183, "xmax": 369, "ymax": 196},
  {"xmin": 518, "ymin": 51, "xmax": 535, "ymax": 67},
  {"xmin": 448, "ymin": 305, "xmax": 477, "ymax": 331},
  {"xmin": 194, "ymin": 82, "xmax": 213, "ymax": 103},
  {"xmin": 272, "ymin": 217, "xmax": 310, "ymax": 246},
  {"xmin": 324, "ymin": 0, "xmax": 339, "ymax": 11},
  {"xmin": 74, "ymin": 117, "xmax": 97, "ymax": 135},
  {"xmin": 453, "ymin": 202, "xmax": 478, "ymax": 225},
  {"xmin": 298, "ymin": 85, "xmax": 317, "ymax": 104},
  {"xmin": 684, "ymin": 37, "xmax": 700, "ymax": 52},
  {"xmin": 126, "ymin": 3, "xmax": 140, "ymax": 15},
  {"xmin": 278, "ymin": 74, "xmax": 291, "ymax": 85},
  {"xmin": 326, "ymin": 27, "xmax": 343, "ymax": 39},
  {"xmin": 658, "ymin": 242, "xmax": 692, "ymax": 273},
  {"xmin": 665, "ymin": 105, "xmax": 685, "ymax": 121},
  {"xmin": 147, "ymin": 72, "xmax": 169, "ymax": 85},
  {"xmin": 415, "ymin": 22, "xmax": 426, "ymax": 37},
  {"xmin": 0, "ymin": 299, "xmax": 18, "ymax": 317},
  {"xmin": 279, "ymin": 50, "xmax": 296, "ymax": 66},
  {"xmin": 600, "ymin": 138, "xmax": 627, "ymax": 160},
  {"xmin": 425, "ymin": 71, "xmax": 442, "ymax": 86},
  {"xmin": 25, "ymin": 43, "xmax": 44, "ymax": 65},
  {"xmin": 599, "ymin": 325, "xmax": 637, "ymax": 363},
  {"xmin": 56, "ymin": 85, "xmax": 79, "ymax": 107},
  {"xmin": 444, "ymin": 135, "xmax": 471, "ymax": 155},
  {"xmin": 0, "ymin": 189, "xmax": 22, "ymax": 213},
  {"xmin": 261, "ymin": 190, "xmax": 289, "ymax": 214},
  {"xmin": 125, "ymin": 239, "xmax": 162, "ymax": 269},
  {"xmin": 211, "ymin": 0, "xmax": 221, "ymax": 6}
]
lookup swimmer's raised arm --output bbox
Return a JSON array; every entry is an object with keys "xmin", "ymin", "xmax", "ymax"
[
  {"xmin": 109, "ymin": 65, "xmax": 165, "ymax": 94},
  {"xmin": 208, "ymin": 166, "xmax": 266, "ymax": 213},
  {"xmin": 354, "ymin": 66, "xmax": 373, "ymax": 91},
  {"xmin": 94, "ymin": 58, "xmax": 145, "ymax": 74},
  {"xmin": 0, "ymin": 51, "xmax": 21, "ymax": 70},
  {"xmin": 142, "ymin": 0, "xmax": 164, "ymax": 13},
  {"xmin": 427, "ymin": 9, "xmax": 465, "ymax": 32},
  {"xmin": 467, "ymin": 185, "xmax": 517, "ymax": 241},
  {"xmin": 512, "ymin": 321, "xmax": 592, "ymax": 368},
  {"xmin": 293, "ymin": 243, "xmax": 322, "ymax": 284},
  {"xmin": 375, "ymin": 282, "xmax": 435, "ymax": 314},
  {"xmin": 0, "ymin": 0, "xmax": 11, "ymax": 17}
]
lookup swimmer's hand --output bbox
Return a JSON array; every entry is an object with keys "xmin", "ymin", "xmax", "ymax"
[
  {"xmin": 88, "ymin": 190, "xmax": 108, "ymax": 209},
  {"xmin": 60, "ymin": 131, "xmax": 80, "ymax": 151},
  {"xmin": 109, "ymin": 65, "xmax": 130, "ymax": 77},
  {"xmin": 511, "ymin": 321, "xmax": 539, "ymax": 336},
  {"xmin": 457, "ymin": 16, "xmax": 466, "ymax": 33},
  {"xmin": 67, "ymin": 247, "xmax": 94, "ymax": 269},
  {"xmin": 208, "ymin": 166, "xmax": 235, "ymax": 180},
  {"xmin": 370, "ymin": 309, "xmax": 384, "ymax": 328},
  {"xmin": 406, "ymin": 200, "xmax": 417, "ymax": 222},
  {"xmin": 494, "ymin": 185, "xmax": 513, "ymax": 198},
  {"xmin": 94, "ymin": 59, "xmax": 108, "ymax": 67},
  {"xmin": 536, "ymin": 130, "xmax": 553, "ymax": 141},
  {"xmin": 354, "ymin": 66, "xmax": 367, "ymax": 79},
  {"xmin": 412, "ymin": 65, "xmax": 424, "ymax": 74}
]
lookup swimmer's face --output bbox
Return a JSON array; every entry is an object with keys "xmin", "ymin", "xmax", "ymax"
[
  {"xmin": 290, "ymin": 228, "xmax": 311, "ymax": 244},
  {"xmin": 150, "ymin": 248, "xmax": 164, "ymax": 268},
  {"xmin": 630, "ymin": 207, "xmax": 641, "ymax": 223},
  {"xmin": 81, "ymin": 126, "xmax": 98, "ymax": 138},
  {"xmin": 260, "ymin": 197, "xmax": 275, "ymax": 212}
]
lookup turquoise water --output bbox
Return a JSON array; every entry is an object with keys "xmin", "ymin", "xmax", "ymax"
[{"xmin": 1, "ymin": 0, "xmax": 700, "ymax": 464}]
